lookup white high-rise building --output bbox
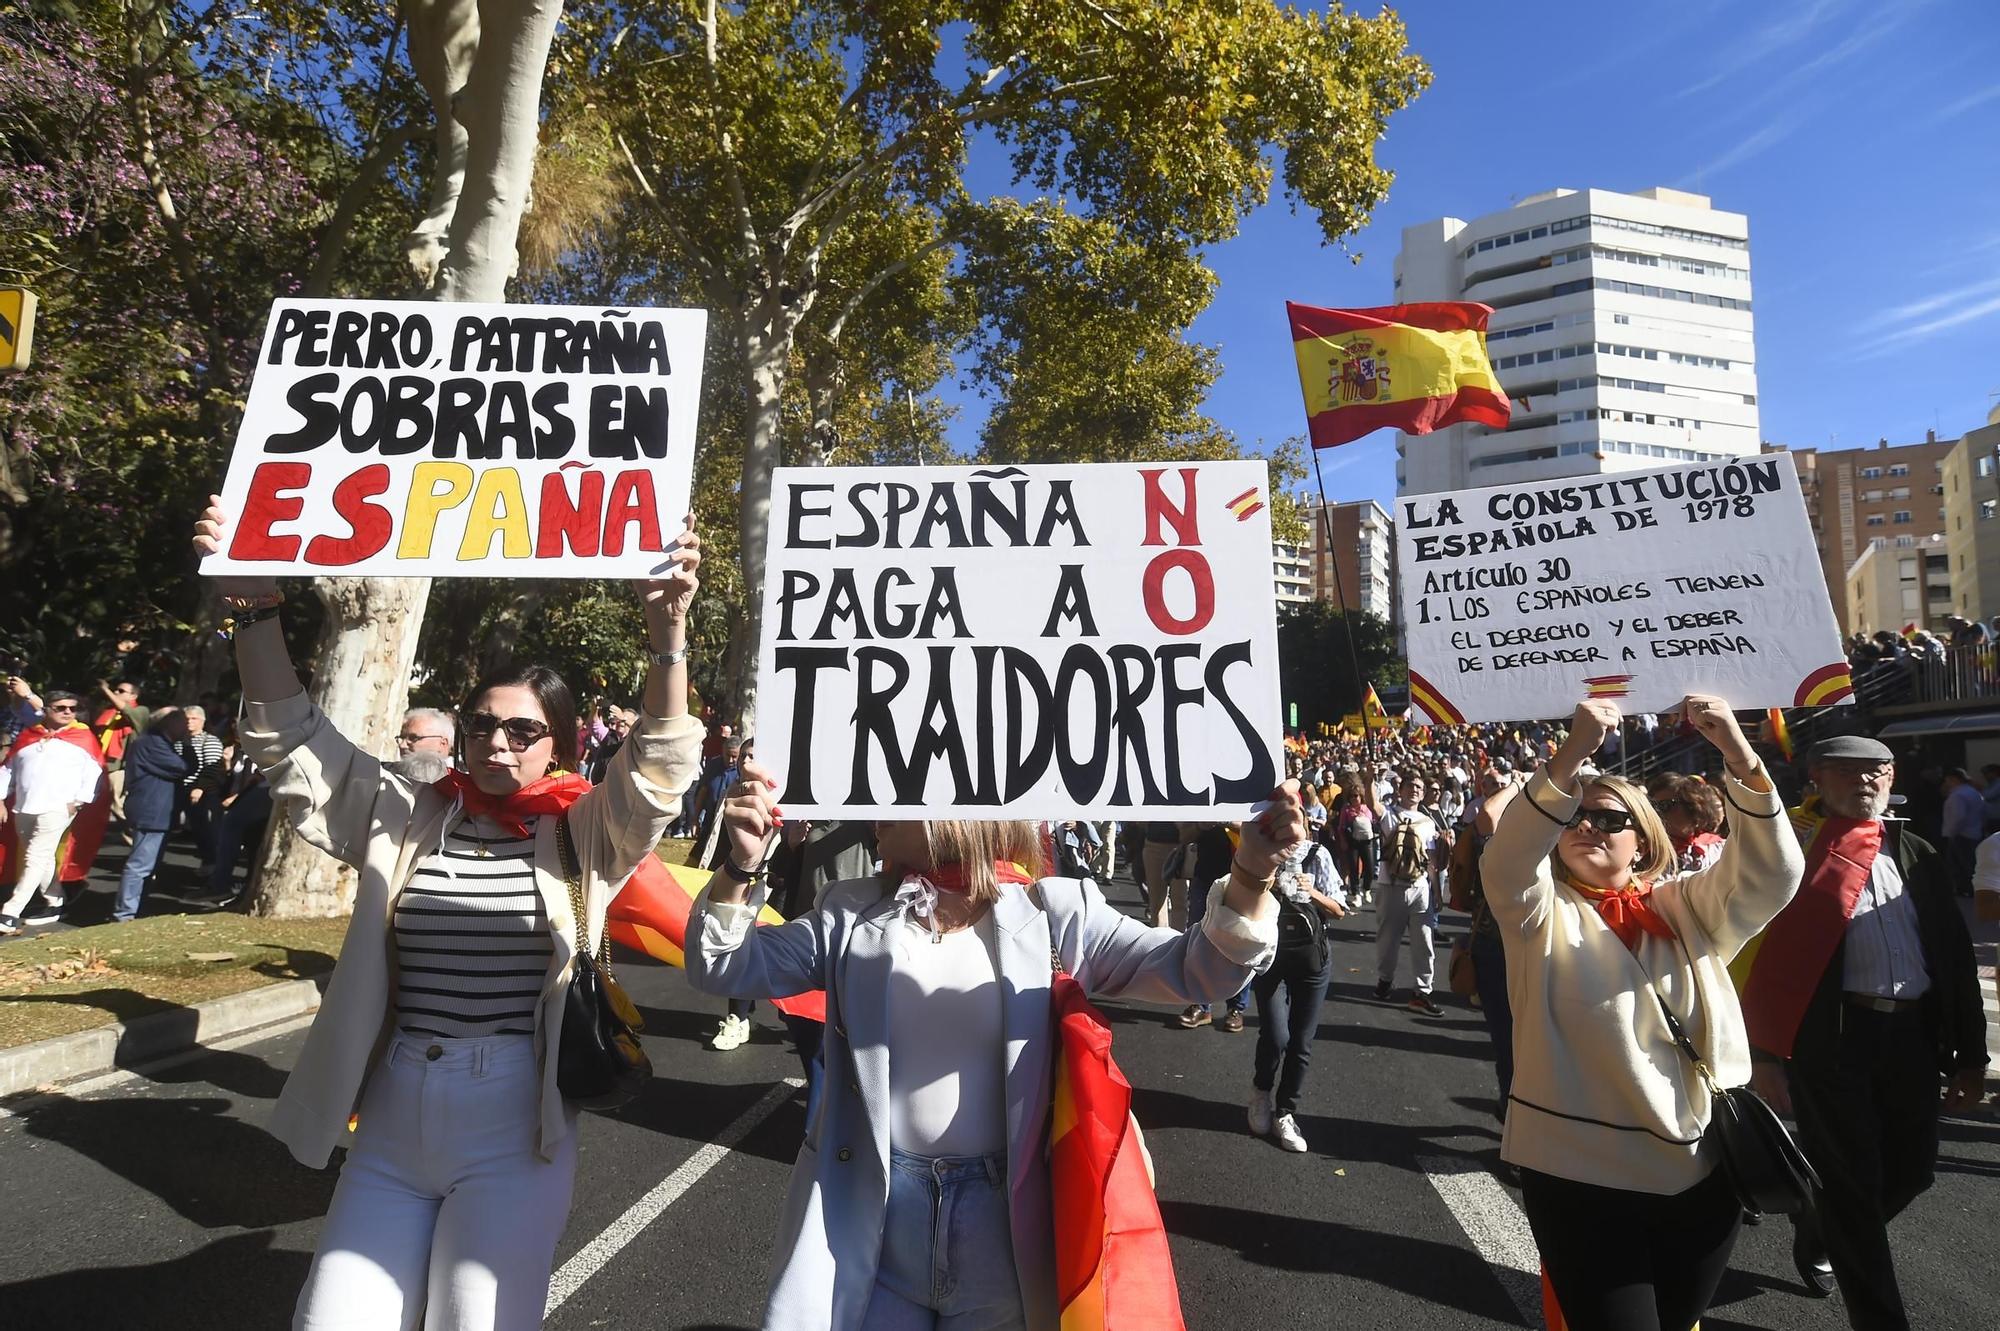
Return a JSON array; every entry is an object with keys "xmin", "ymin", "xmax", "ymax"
[
  {"xmin": 1394, "ymin": 186, "xmax": 1759, "ymax": 497},
  {"xmin": 1272, "ymin": 539, "xmax": 1312, "ymax": 607}
]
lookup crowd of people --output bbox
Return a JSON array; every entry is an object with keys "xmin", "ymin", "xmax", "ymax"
[{"xmin": 1, "ymin": 500, "xmax": 1993, "ymax": 1331}]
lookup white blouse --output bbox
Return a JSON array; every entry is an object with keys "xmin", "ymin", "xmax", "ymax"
[{"xmin": 884, "ymin": 912, "xmax": 1006, "ymax": 1158}]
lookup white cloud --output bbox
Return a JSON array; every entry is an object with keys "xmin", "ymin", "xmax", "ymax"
[
  {"xmin": 1678, "ymin": 0, "xmax": 1854, "ymax": 97},
  {"xmin": 1882, "ymin": 276, "xmax": 2000, "ymax": 324},
  {"xmin": 1685, "ymin": 111, "xmax": 1808, "ymax": 181},
  {"xmin": 1934, "ymin": 84, "xmax": 2000, "ymax": 122},
  {"xmin": 1895, "ymin": 293, "xmax": 2000, "ymax": 340}
]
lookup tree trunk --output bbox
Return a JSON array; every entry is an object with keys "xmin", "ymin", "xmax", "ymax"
[
  {"xmin": 432, "ymin": 0, "xmax": 564, "ymax": 303},
  {"xmin": 401, "ymin": 0, "xmax": 481, "ymax": 287},
  {"xmin": 250, "ymin": 1, "xmax": 560, "ymax": 917},
  {"xmin": 250, "ymin": 577, "xmax": 431, "ymax": 917},
  {"xmin": 722, "ymin": 322, "xmax": 791, "ymax": 732}
]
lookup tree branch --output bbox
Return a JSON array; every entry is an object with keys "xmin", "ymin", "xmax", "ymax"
[
  {"xmin": 824, "ymin": 232, "xmax": 959, "ymax": 345},
  {"xmin": 616, "ymin": 131, "xmax": 724, "ymax": 289},
  {"xmin": 302, "ymin": 124, "xmax": 425, "ymax": 298},
  {"xmin": 700, "ymin": 0, "xmax": 764, "ymax": 277}
]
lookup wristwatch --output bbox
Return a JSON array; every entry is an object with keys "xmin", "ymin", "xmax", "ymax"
[{"xmin": 648, "ymin": 644, "xmax": 689, "ymax": 667}]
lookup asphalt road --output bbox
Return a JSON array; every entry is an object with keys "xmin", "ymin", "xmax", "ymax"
[{"xmin": 3, "ymin": 868, "xmax": 1996, "ymax": 1331}]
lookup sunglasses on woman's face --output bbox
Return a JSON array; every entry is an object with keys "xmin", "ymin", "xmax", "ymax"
[
  {"xmin": 463, "ymin": 711, "xmax": 553, "ymax": 751},
  {"xmin": 1567, "ymin": 807, "xmax": 1638, "ymax": 836}
]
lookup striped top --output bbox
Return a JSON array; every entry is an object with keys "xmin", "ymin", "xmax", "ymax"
[{"xmin": 392, "ymin": 817, "xmax": 554, "ymax": 1038}]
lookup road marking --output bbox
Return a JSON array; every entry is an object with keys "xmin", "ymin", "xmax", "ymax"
[
  {"xmin": 1421, "ymin": 1156, "xmax": 1543, "ymax": 1327},
  {"xmin": 0, "ymin": 1012, "xmax": 318, "ymax": 1120},
  {"xmin": 545, "ymin": 1076, "xmax": 805, "ymax": 1317}
]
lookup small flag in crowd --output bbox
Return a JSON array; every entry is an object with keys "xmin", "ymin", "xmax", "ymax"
[
  {"xmin": 1286, "ymin": 301, "xmax": 1511, "ymax": 449},
  {"xmin": 606, "ymin": 856, "xmax": 826, "ymax": 1022},
  {"xmin": 1050, "ymin": 970, "xmax": 1185, "ymax": 1331},
  {"xmin": 1765, "ymin": 708, "xmax": 1793, "ymax": 762},
  {"xmin": 1362, "ymin": 682, "xmax": 1390, "ymax": 721}
]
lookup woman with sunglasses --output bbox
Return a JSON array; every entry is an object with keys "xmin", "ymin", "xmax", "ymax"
[
  {"xmin": 1482, "ymin": 693, "xmax": 1802, "ymax": 1331},
  {"xmin": 192, "ymin": 498, "xmax": 706, "ymax": 1331},
  {"xmin": 1646, "ymin": 774, "xmax": 1727, "ymax": 878},
  {"xmin": 689, "ymin": 763, "xmax": 1304, "ymax": 1330}
]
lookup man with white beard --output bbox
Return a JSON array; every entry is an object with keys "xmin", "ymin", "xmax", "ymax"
[{"xmin": 1738, "ymin": 735, "xmax": 1988, "ymax": 1326}]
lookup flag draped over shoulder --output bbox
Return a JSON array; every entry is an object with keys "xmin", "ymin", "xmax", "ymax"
[
  {"xmin": 1287, "ymin": 301, "xmax": 1510, "ymax": 448},
  {"xmin": 1050, "ymin": 970, "xmax": 1185, "ymax": 1331},
  {"xmin": 0, "ymin": 723, "xmax": 110, "ymax": 887},
  {"xmin": 606, "ymin": 856, "xmax": 826, "ymax": 1022}
]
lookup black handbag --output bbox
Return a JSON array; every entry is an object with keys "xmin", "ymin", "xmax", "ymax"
[
  {"xmin": 553, "ymin": 813, "xmax": 651, "ymax": 1110},
  {"xmin": 1651, "ymin": 988, "xmax": 1821, "ymax": 1216}
]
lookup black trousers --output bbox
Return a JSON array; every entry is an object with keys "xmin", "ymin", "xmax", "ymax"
[
  {"xmin": 1787, "ymin": 1005, "xmax": 1939, "ymax": 1331},
  {"xmin": 1251, "ymin": 953, "xmax": 1331, "ymax": 1115},
  {"xmin": 1518, "ymin": 1164, "xmax": 1740, "ymax": 1331}
]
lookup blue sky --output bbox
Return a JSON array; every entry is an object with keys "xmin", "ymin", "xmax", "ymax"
[{"xmin": 951, "ymin": 0, "xmax": 2000, "ymax": 511}]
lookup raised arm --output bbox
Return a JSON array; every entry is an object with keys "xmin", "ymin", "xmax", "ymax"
[
  {"xmin": 682, "ymin": 755, "xmax": 829, "ymax": 998},
  {"xmin": 1664, "ymin": 694, "xmax": 1798, "ymax": 958},
  {"xmin": 192, "ymin": 496, "xmax": 306, "ymax": 705},
  {"xmin": 1482, "ymin": 701, "xmax": 1617, "ymax": 935}
]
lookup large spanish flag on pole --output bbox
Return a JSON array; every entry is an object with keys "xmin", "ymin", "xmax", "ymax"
[
  {"xmin": 607, "ymin": 855, "xmax": 826, "ymax": 1022},
  {"xmin": 1287, "ymin": 301, "xmax": 1510, "ymax": 448},
  {"xmin": 1050, "ymin": 971, "xmax": 1186, "ymax": 1330}
]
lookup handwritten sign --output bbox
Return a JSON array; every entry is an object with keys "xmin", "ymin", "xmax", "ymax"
[
  {"xmin": 753, "ymin": 462, "xmax": 1284, "ymax": 819},
  {"xmin": 199, "ymin": 298, "xmax": 706, "ymax": 578},
  {"xmin": 1396, "ymin": 456, "xmax": 1850, "ymax": 723}
]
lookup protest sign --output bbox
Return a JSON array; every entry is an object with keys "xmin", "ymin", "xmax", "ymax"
[
  {"xmin": 1396, "ymin": 455, "xmax": 1851, "ymax": 723},
  {"xmin": 753, "ymin": 462, "xmax": 1285, "ymax": 819},
  {"xmin": 200, "ymin": 298, "xmax": 707, "ymax": 578}
]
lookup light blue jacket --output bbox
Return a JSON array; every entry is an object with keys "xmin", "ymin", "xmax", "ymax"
[{"xmin": 687, "ymin": 873, "xmax": 1276, "ymax": 1331}]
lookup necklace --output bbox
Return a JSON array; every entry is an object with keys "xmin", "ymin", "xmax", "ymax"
[{"xmin": 462, "ymin": 817, "xmax": 499, "ymax": 858}]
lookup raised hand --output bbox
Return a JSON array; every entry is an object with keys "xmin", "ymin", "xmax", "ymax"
[
  {"xmin": 191, "ymin": 496, "xmax": 282, "ymax": 601},
  {"xmin": 718, "ymin": 758, "xmax": 779, "ymax": 889},
  {"xmin": 1235, "ymin": 779, "xmax": 1308, "ymax": 879},
  {"xmin": 632, "ymin": 516, "xmax": 700, "ymax": 632},
  {"xmin": 1682, "ymin": 693, "xmax": 1755, "ymax": 767}
]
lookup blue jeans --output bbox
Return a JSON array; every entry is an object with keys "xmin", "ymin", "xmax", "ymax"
[
  {"xmin": 116, "ymin": 830, "xmax": 167, "ymax": 922},
  {"xmin": 863, "ymin": 1149, "xmax": 1025, "ymax": 1329},
  {"xmin": 1253, "ymin": 954, "xmax": 1332, "ymax": 1115}
]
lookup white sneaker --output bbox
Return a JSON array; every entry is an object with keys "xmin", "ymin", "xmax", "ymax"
[
  {"xmin": 1248, "ymin": 1087, "xmax": 1275, "ymax": 1137},
  {"xmin": 1273, "ymin": 1113, "xmax": 1309, "ymax": 1153},
  {"xmin": 709, "ymin": 1014, "xmax": 748, "ymax": 1051}
]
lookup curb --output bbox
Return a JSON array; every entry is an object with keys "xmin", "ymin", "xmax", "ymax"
[{"xmin": 0, "ymin": 976, "xmax": 323, "ymax": 1100}]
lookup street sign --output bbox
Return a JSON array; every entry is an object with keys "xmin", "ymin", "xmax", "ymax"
[{"xmin": 0, "ymin": 287, "xmax": 37, "ymax": 371}]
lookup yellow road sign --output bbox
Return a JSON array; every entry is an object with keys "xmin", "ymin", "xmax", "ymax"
[{"xmin": 0, "ymin": 287, "xmax": 38, "ymax": 371}]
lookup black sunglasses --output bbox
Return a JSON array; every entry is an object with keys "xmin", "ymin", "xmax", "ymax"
[
  {"xmin": 464, "ymin": 711, "xmax": 553, "ymax": 751},
  {"xmin": 47, "ymin": 702, "xmax": 77, "ymax": 713},
  {"xmin": 1566, "ymin": 807, "xmax": 1638, "ymax": 836}
]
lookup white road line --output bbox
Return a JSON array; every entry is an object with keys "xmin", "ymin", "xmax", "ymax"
[
  {"xmin": 1421, "ymin": 1156, "xmax": 1544, "ymax": 1328},
  {"xmin": 545, "ymin": 1076, "xmax": 805, "ymax": 1318},
  {"xmin": 0, "ymin": 1011, "xmax": 319, "ymax": 1120}
]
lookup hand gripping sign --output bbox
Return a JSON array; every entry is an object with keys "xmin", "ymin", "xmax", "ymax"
[
  {"xmin": 199, "ymin": 298, "xmax": 707, "ymax": 578},
  {"xmin": 1396, "ymin": 455, "xmax": 1851, "ymax": 723},
  {"xmin": 753, "ymin": 462, "xmax": 1286, "ymax": 820}
]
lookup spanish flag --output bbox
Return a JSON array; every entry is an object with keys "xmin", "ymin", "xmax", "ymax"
[
  {"xmin": 1362, "ymin": 682, "xmax": 1389, "ymax": 721},
  {"xmin": 1287, "ymin": 301, "xmax": 1511, "ymax": 449},
  {"xmin": 1764, "ymin": 708, "xmax": 1793, "ymax": 763},
  {"xmin": 607, "ymin": 855, "xmax": 827, "ymax": 1022},
  {"xmin": 1050, "ymin": 971, "xmax": 1185, "ymax": 1330}
]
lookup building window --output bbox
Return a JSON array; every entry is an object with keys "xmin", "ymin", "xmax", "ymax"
[
  {"xmin": 1861, "ymin": 467, "xmax": 1883, "ymax": 479},
  {"xmin": 1865, "ymin": 515, "xmax": 1886, "ymax": 526},
  {"xmin": 1982, "ymin": 500, "xmax": 1998, "ymax": 521},
  {"xmin": 1980, "ymin": 456, "xmax": 1996, "ymax": 478},
  {"xmin": 1887, "ymin": 464, "xmax": 1909, "ymax": 476},
  {"xmin": 1888, "ymin": 487, "xmax": 1910, "ymax": 499},
  {"xmin": 1862, "ymin": 490, "xmax": 1884, "ymax": 501},
  {"xmin": 1892, "ymin": 511, "xmax": 1912, "ymax": 524}
]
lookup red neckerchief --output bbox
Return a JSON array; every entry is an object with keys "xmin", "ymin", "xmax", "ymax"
[
  {"xmin": 431, "ymin": 769, "xmax": 594, "ymax": 839},
  {"xmin": 1569, "ymin": 879, "xmax": 1677, "ymax": 953},
  {"xmin": 5, "ymin": 721, "xmax": 106, "ymax": 768},
  {"xmin": 900, "ymin": 860, "xmax": 1037, "ymax": 893}
]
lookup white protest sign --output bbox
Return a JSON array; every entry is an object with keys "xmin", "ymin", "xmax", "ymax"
[
  {"xmin": 200, "ymin": 298, "xmax": 706, "ymax": 578},
  {"xmin": 1396, "ymin": 455, "xmax": 1852, "ymax": 723},
  {"xmin": 753, "ymin": 462, "xmax": 1285, "ymax": 819}
]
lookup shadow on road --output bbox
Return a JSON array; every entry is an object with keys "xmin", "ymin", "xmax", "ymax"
[{"xmin": 0, "ymin": 1230, "xmax": 310, "ymax": 1330}]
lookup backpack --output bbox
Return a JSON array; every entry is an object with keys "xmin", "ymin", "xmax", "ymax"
[
  {"xmin": 1386, "ymin": 816, "xmax": 1429, "ymax": 884},
  {"xmin": 1273, "ymin": 891, "xmax": 1328, "ymax": 971}
]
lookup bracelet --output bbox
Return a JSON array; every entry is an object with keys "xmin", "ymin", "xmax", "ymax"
[
  {"xmin": 221, "ymin": 603, "xmax": 283, "ymax": 638},
  {"xmin": 222, "ymin": 592, "xmax": 285, "ymax": 612},
  {"xmin": 1229, "ymin": 861, "xmax": 1276, "ymax": 893},
  {"xmin": 648, "ymin": 643, "xmax": 689, "ymax": 667},
  {"xmin": 718, "ymin": 856, "xmax": 757, "ymax": 884}
]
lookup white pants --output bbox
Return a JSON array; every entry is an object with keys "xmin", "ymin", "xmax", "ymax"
[
  {"xmin": 1374, "ymin": 877, "xmax": 1436, "ymax": 994},
  {"xmin": 2, "ymin": 807, "xmax": 77, "ymax": 917},
  {"xmin": 294, "ymin": 1034, "xmax": 577, "ymax": 1331}
]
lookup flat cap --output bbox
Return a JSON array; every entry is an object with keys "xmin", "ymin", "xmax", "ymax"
[{"xmin": 1804, "ymin": 734, "xmax": 1893, "ymax": 765}]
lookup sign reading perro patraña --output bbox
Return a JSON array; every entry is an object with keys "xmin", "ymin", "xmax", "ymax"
[
  {"xmin": 1396, "ymin": 456, "xmax": 1851, "ymax": 724},
  {"xmin": 754, "ymin": 462, "xmax": 1284, "ymax": 819},
  {"xmin": 199, "ymin": 298, "xmax": 706, "ymax": 578}
]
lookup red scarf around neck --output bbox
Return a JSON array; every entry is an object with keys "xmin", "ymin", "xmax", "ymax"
[
  {"xmin": 905, "ymin": 860, "xmax": 1037, "ymax": 893},
  {"xmin": 432, "ymin": 769, "xmax": 594, "ymax": 839},
  {"xmin": 1569, "ymin": 879, "xmax": 1677, "ymax": 953}
]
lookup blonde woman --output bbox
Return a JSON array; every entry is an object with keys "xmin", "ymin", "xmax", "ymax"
[
  {"xmin": 688, "ymin": 763, "xmax": 1304, "ymax": 1330},
  {"xmin": 1482, "ymin": 694, "xmax": 1803, "ymax": 1331},
  {"xmin": 192, "ymin": 499, "xmax": 706, "ymax": 1331}
]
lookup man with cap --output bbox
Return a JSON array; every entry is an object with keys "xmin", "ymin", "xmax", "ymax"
[{"xmin": 1736, "ymin": 733, "xmax": 1989, "ymax": 1327}]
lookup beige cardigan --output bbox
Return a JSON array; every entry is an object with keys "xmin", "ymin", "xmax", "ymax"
[
  {"xmin": 242, "ymin": 691, "xmax": 705, "ymax": 1167},
  {"xmin": 1484, "ymin": 768, "xmax": 1802, "ymax": 1195}
]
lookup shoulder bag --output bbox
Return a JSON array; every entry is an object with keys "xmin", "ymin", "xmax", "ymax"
[
  {"xmin": 554, "ymin": 812, "xmax": 652, "ymax": 1110},
  {"xmin": 1650, "ymin": 986, "xmax": 1820, "ymax": 1216}
]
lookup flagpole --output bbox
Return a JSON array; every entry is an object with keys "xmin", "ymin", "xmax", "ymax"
[{"xmin": 1309, "ymin": 441, "xmax": 1377, "ymax": 759}]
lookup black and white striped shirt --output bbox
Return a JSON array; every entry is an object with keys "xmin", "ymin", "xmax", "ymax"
[{"xmin": 392, "ymin": 818, "xmax": 554, "ymax": 1038}]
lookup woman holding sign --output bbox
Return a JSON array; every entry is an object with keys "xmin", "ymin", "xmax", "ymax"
[
  {"xmin": 1482, "ymin": 694, "xmax": 1802, "ymax": 1331},
  {"xmin": 192, "ymin": 498, "xmax": 706, "ymax": 1331},
  {"xmin": 689, "ymin": 767, "xmax": 1301, "ymax": 1330}
]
